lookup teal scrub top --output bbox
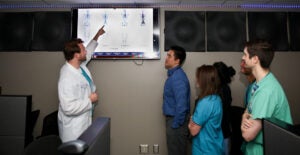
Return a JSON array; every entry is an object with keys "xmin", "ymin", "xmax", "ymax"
[
  {"xmin": 244, "ymin": 72, "xmax": 293, "ymax": 155},
  {"xmin": 192, "ymin": 95, "xmax": 223, "ymax": 155}
]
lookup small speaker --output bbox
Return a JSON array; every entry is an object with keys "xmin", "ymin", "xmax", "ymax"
[
  {"xmin": 248, "ymin": 12, "xmax": 288, "ymax": 51},
  {"xmin": 0, "ymin": 13, "xmax": 33, "ymax": 51},
  {"xmin": 165, "ymin": 11, "xmax": 205, "ymax": 52},
  {"xmin": 31, "ymin": 12, "xmax": 71, "ymax": 51},
  {"xmin": 207, "ymin": 12, "xmax": 246, "ymax": 51},
  {"xmin": 289, "ymin": 12, "xmax": 300, "ymax": 51}
]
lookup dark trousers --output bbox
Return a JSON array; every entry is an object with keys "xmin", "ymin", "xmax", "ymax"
[{"xmin": 166, "ymin": 116, "xmax": 189, "ymax": 155}]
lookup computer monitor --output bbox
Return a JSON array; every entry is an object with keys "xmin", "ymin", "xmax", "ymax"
[
  {"xmin": 72, "ymin": 8, "xmax": 160, "ymax": 60},
  {"xmin": 0, "ymin": 95, "xmax": 32, "ymax": 155},
  {"xmin": 263, "ymin": 118, "xmax": 300, "ymax": 155}
]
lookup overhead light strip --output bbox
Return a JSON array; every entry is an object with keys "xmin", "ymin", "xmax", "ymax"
[{"xmin": 0, "ymin": 3, "xmax": 300, "ymax": 9}]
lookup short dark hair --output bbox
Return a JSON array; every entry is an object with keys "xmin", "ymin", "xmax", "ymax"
[
  {"xmin": 63, "ymin": 38, "xmax": 84, "ymax": 61},
  {"xmin": 169, "ymin": 45, "xmax": 186, "ymax": 66},
  {"xmin": 245, "ymin": 40, "xmax": 274, "ymax": 69}
]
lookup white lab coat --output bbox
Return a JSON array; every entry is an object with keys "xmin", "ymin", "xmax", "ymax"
[{"xmin": 58, "ymin": 40, "xmax": 98, "ymax": 142}]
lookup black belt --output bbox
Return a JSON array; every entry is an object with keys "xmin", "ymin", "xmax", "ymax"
[{"xmin": 165, "ymin": 115, "xmax": 174, "ymax": 118}]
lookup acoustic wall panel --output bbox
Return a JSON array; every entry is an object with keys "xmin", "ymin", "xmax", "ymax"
[
  {"xmin": 289, "ymin": 12, "xmax": 300, "ymax": 51},
  {"xmin": 0, "ymin": 13, "xmax": 33, "ymax": 51},
  {"xmin": 165, "ymin": 11, "xmax": 205, "ymax": 52},
  {"xmin": 31, "ymin": 12, "xmax": 71, "ymax": 51},
  {"xmin": 207, "ymin": 12, "xmax": 246, "ymax": 51},
  {"xmin": 248, "ymin": 12, "xmax": 288, "ymax": 51}
]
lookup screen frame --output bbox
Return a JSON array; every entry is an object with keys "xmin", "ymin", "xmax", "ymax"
[{"xmin": 72, "ymin": 8, "xmax": 160, "ymax": 60}]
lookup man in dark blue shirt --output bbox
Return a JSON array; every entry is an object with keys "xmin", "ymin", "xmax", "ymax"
[{"xmin": 163, "ymin": 46, "xmax": 190, "ymax": 155}]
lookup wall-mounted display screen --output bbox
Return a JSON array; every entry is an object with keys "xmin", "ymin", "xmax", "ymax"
[{"xmin": 73, "ymin": 8, "xmax": 160, "ymax": 59}]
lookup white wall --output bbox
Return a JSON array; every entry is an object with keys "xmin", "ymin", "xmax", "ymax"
[{"xmin": 0, "ymin": 8, "xmax": 300, "ymax": 155}]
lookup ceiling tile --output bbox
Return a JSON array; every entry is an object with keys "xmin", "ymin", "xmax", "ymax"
[
  {"xmin": 0, "ymin": 0, "xmax": 299, "ymax": 6},
  {"xmin": 180, "ymin": 0, "xmax": 226, "ymax": 5},
  {"xmin": 0, "ymin": 0, "xmax": 45, "ymax": 4},
  {"xmin": 89, "ymin": 0, "xmax": 135, "ymax": 4},
  {"xmin": 224, "ymin": 0, "xmax": 268, "ymax": 5},
  {"xmin": 43, "ymin": 0, "xmax": 89, "ymax": 4}
]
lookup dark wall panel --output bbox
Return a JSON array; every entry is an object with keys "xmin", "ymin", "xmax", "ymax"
[
  {"xmin": 248, "ymin": 12, "xmax": 288, "ymax": 51},
  {"xmin": 31, "ymin": 12, "xmax": 71, "ymax": 51},
  {"xmin": 165, "ymin": 11, "xmax": 205, "ymax": 52},
  {"xmin": 289, "ymin": 12, "xmax": 300, "ymax": 51},
  {"xmin": 0, "ymin": 13, "xmax": 33, "ymax": 51},
  {"xmin": 207, "ymin": 12, "xmax": 246, "ymax": 51}
]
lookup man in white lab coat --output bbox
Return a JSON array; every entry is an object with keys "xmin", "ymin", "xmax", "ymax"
[{"xmin": 58, "ymin": 26, "xmax": 105, "ymax": 142}]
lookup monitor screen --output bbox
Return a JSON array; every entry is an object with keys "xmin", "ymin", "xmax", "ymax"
[
  {"xmin": 263, "ymin": 118, "xmax": 300, "ymax": 155},
  {"xmin": 73, "ymin": 8, "xmax": 160, "ymax": 60}
]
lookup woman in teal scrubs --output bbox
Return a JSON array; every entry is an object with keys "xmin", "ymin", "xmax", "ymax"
[{"xmin": 188, "ymin": 65, "xmax": 224, "ymax": 155}]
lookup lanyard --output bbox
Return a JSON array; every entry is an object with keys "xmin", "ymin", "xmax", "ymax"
[
  {"xmin": 80, "ymin": 67, "xmax": 97, "ymax": 116},
  {"xmin": 80, "ymin": 67, "xmax": 93, "ymax": 90},
  {"xmin": 248, "ymin": 83, "xmax": 259, "ymax": 114}
]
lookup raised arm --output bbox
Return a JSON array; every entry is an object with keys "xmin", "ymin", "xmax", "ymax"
[
  {"xmin": 93, "ymin": 25, "xmax": 105, "ymax": 41},
  {"xmin": 83, "ymin": 25, "xmax": 106, "ymax": 65}
]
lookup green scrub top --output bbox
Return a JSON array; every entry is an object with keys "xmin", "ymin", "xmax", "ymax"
[
  {"xmin": 244, "ymin": 72, "xmax": 293, "ymax": 155},
  {"xmin": 245, "ymin": 82, "xmax": 254, "ymax": 108}
]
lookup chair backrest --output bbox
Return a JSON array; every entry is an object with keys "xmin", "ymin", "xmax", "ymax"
[
  {"xmin": 25, "ymin": 117, "xmax": 111, "ymax": 155},
  {"xmin": 40, "ymin": 110, "xmax": 59, "ymax": 137},
  {"xmin": 23, "ymin": 135, "xmax": 63, "ymax": 155},
  {"xmin": 230, "ymin": 106, "xmax": 245, "ymax": 155},
  {"xmin": 79, "ymin": 117, "xmax": 110, "ymax": 155},
  {"xmin": 26, "ymin": 110, "xmax": 40, "ymax": 146}
]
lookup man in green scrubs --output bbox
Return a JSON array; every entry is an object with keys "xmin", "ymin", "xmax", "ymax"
[{"xmin": 240, "ymin": 40, "xmax": 293, "ymax": 155}]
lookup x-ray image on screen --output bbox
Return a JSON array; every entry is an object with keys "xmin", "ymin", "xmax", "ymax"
[{"xmin": 75, "ymin": 8, "xmax": 159, "ymax": 59}]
